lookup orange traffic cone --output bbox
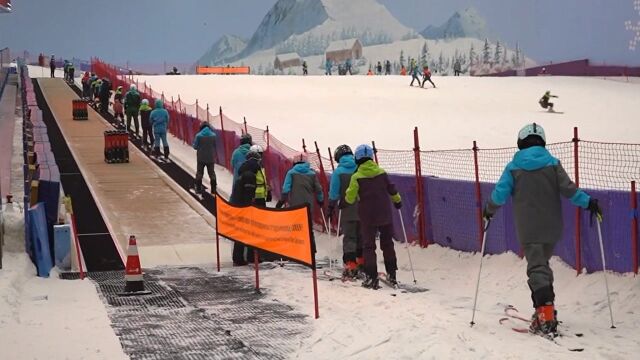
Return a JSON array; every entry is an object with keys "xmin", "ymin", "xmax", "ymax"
[{"xmin": 118, "ymin": 235, "xmax": 151, "ymax": 296}]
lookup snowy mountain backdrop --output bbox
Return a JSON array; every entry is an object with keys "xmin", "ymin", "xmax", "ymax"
[
  {"xmin": 197, "ymin": 35, "xmax": 247, "ymax": 66},
  {"xmin": 421, "ymin": 7, "xmax": 489, "ymax": 40},
  {"xmin": 197, "ymin": 0, "xmax": 533, "ymax": 75}
]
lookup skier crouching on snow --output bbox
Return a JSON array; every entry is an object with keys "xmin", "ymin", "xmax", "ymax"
[
  {"xmin": 539, "ymin": 91, "xmax": 558, "ymax": 112},
  {"xmin": 328, "ymin": 145, "xmax": 363, "ymax": 279},
  {"xmin": 483, "ymin": 123, "xmax": 601, "ymax": 336},
  {"xmin": 345, "ymin": 144, "xmax": 402, "ymax": 289},
  {"xmin": 276, "ymin": 153, "xmax": 324, "ymax": 253},
  {"xmin": 421, "ymin": 65, "xmax": 436, "ymax": 88},
  {"xmin": 192, "ymin": 122, "xmax": 217, "ymax": 196}
]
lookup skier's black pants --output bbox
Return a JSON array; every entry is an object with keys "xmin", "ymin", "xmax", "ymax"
[
  {"xmin": 142, "ymin": 126, "xmax": 154, "ymax": 147},
  {"xmin": 421, "ymin": 76, "xmax": 436, "ymax": 88},
  {"xmin": 99, "ymin": 95, "xmax": 109, "ymax": 113},
  {"xmin": 50, "ymin": 67, "xmax": 55, "ymax": 78},
  {"xmin": 82, "ymin": 83, "xmax": 90, "ymax": 98},
  {"xmin": 126, "ymin": 113, "xmax": 140, "ymax": 135},
  {"xmin": 195, "ymin": 161, "xmax": 216, "ymax": 193},
  {"xmin": 361, "ymin": 223, "xmax": 397, "ymax": 279},
  {"xmin": 410, "ymin": 74, "xmax": 421, "ymax": 86},
  {"xmin": 342, "ymin": 220, "xmax": 362, "ymax": 264},
  {"xmin": 524, "ymin": 243, "xmax": 555, "ymax": 307}
]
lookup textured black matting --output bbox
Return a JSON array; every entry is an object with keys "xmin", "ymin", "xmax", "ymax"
[
  {"xmin": 62, "ymin": 267, "xmax": 310, "ymax": 360},
  {"xmin": 33, "ymin": 79, "xmax": 124, "ymax": 271}
]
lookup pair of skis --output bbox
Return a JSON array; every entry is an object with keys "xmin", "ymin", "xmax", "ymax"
[{"xmin": 500, "ymin": 305, "xmax": 584, "ymax": 352}]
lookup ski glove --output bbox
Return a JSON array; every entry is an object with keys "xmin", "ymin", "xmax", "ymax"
[
  {"xmin": 317, "ymin": 200, "xmax": 324, "ymax": 208},
  {"xmin": 482, "ymin": 204, "xmax": 494, "ymax": 220},
  {"xmin": 327, "ymin": 204, "xmax": 335, "ymax": 219},
  {"xmin": 275, "ymin": 200, "xmax": 286, "ymax": 209},
  {"xmin": 394, "ymin": 201, "xmax": 402, "ymax": 209},
  {"xmin": 587, "ymin": 198, "xmax": 602, "ymax": 223}
]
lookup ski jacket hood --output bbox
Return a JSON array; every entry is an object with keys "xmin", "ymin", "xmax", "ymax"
[
  {"xmin": 512, "ymin": 146, "xmax": 556, "ymax": 171},
  {"xmin": 154, "ymin": 99, "xmax": 164, "ymax": 109}
]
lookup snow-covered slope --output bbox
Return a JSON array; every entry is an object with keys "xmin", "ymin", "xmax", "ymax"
[
  {"xmin": 421, "ymin": 7, "xmax": 489, "ymax": 40},
  {"xmin": 135, "ymin": 74, "xmax": 640, "ymax": 153},
  {"xmin": 197, "ymin": 34, "xmax": 246, "ymax": 66}
]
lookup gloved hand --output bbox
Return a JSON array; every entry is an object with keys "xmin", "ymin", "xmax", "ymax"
[
  {"xmin": 266, "ymin": 190, "xmax": 272, "ymax": 202},
  {"xmin": 338, "ymin": 200, "xmax": 349, "ymax": 209},
  {"xmin": 275, "ymin": 200, "xmax": 285, "ymax": 209},
  {"xmin": 394, "ymin": 201, "xmax": 402, "ymax": 209},
  {"xmin": 317, "ymin": 200, "xmax": 324, "ymax": 209},
  {"xmin": 587, "ymin": 198, "xmax": 602, "ymax": 222},
  {"xmin": 482, "ymin": 204, "xmax": 494, "ymax": 220}
]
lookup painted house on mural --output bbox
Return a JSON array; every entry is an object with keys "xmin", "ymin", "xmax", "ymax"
[
  {"xmin": 274, "ymin": 52, "xmax": 302, "ymax": 71},
  {"xmin": 325, "ymin": 38, "xmax": 363, "ymax": 63}
]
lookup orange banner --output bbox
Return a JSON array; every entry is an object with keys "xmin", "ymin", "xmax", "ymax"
[
  {"xmin": 216, "ymin": 196, "xmax": 313, "ymax": 266},
  {"xmin": 196, "ymin": 66, "xmax": 251, "ymax": 75}
]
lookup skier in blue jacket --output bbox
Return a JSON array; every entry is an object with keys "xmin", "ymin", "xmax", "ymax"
[
  {"xmin": 327, "ymin": 145, "xmax": 362, "ymax": 278},
  {"xmin": 150, "ymin": 99, "xmax": 170, "ymax": 159},
  {"xmin": 483, "ymin": 123, "xmax": 602, "ymax": 336},
  {"xmin": 192, "ymin": 122, "xmax": 217, "ymax": 195},
  {"xmin": 230, "ymin": 133, "xmax": 253, "ymax": 193}
]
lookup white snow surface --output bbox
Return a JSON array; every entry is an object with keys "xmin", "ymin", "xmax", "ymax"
[
  {"xmin": 0, "ymin": 253, "xmax": 128, "ymax": 360},
  {"xmin": 135, "ymin": 74, "xmax": 640, "ymax": 153}
]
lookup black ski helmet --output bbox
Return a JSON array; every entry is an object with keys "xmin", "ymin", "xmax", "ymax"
[
  {"xmin": 333, "ymin": 144, "xmax": 353, "ymax": 162},
  {"xmin": 246, "ymin": 150, "xmax": 262, "ymax": 161},
  {"xmin": 240, "ymin": 133, "xmax": 252, "ymax": 145},
  {"xmin": 199, "ymin": 122, "xmax": 211, "ymax": 131}
]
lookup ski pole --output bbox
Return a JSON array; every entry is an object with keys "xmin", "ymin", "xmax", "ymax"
[
  {"xmin": 397, "ymin": 208, "xmax": 417, "ymax": 284},
  {"xmin": 335, "ymin": 209, "xmax": 342, "ymax": 271},
  {"xmin": 470, "ymin": 219, "xmax": 490, "ymax": 327},
  {"xmin": 319, "ymin": 208, "xmax": 332, "ymax": 270},
  {"xmin": 596, "ymin": 217, "xmax": 616, "ymax": 329}
]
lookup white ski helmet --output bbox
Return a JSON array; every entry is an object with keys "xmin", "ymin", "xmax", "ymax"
[
  {"xmin": 141, "ymin": 99, "xmax": 149, "ymax": 105},
  {"xmin": 129, "ymin": 84, "xmax": 136, "ymax": 91},
  {"xmin": 517, "ymin": 123, "xmax": 546, "ymax": 149},
  {"xmin": 250, "ymin": 144, "xmax": 264, "ymax": 153}
]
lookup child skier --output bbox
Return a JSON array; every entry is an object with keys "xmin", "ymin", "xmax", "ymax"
[
  {"xmin": 276, "ymin": 153, "xmax": 324, "ymax": 254},
  {"xmin": 421, "ymin": 65, "xmax": 436, "ymax": 88},
  {"xmin": 539, "ymin": 91, "xmax": 558, "ymax": 112},
  {"xmin": 345, "ymin": 144, "xmax": 402, "ymax": 289},
  {"xmin": 483, "ymin": 123, "xmax": 601, "ymax": 336},
  {"xmin": 113, "ymin": 86, "xmax": 125, "ymax": 124},
  {"xmin": 249, "ymin": 145, "xmax": 271, "ymax": 207},
  {"xmin": 192, "ymin": 122, "xmax": 217, "ymax": 196},
  {"xmin": 328, "ymin": 145, "xmax": 362, "ymax": 279},
  {"xmin": 139, "ymin": 99, "xmax": 154, "ymax": 149},
  {"xmin": 410, "ymin": 64, "xmax": 422, "ymax": 87}
]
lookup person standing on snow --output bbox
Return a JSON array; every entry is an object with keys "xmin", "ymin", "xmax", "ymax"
[
  {"xmin": 410, "ymin": 64, "xmax": 422, "ymax": 87},
  {"xmin": 376, "ymin": 61, "xmax": 382, "ymax": 75},
  {"xmin": 328, "ymin": 145, "xmax": 363, "ymax": 279},
  {"xmin": 345, "ymin": 144, "xmax": 402, "ymax": 289},
  {"xmin": 98, "ymin": 78, "xmax": 112, "ymax": 114},
  {"xmin": 276, "ymin": 152, "xmax": 324, "ymax": 255},
  {"xmin": 150, "ymin": 99, "xmax": 170, "ymax": 159},
  {"xmin": 454, "ymin": 60, "xmax": 462, "ymax": 76},
  {"xmin": 124, "ymin": 85, "xmax": 142, "ymax": 136},
  {"xmin": 302, "ymin": 61, "xmax": 308, "ymax": 76},
  {"xmin": 325, "ymin": 59, "xmax": 333, "ymax": 75},
  {"xmin": 483, "ymin": 123, "xmax": 601, "ymax": 336},
  {"xmin": 539, "ymin": 91, "xmax": 558, "ymax": 112},
  {"xmin": 385, "ymin": 60, "xmax": 391, "ymax": 75},
  {"xmin": 230, "ymin": 150, "xmax": 261, "ymax": 266},
  {"xmin": 346, "ymin": 58, "xmax": 353, "ymax": 75},
  {"xmin": 248, "ymin": 145, "xmax": 271, "ymax": 207},
  {"xmin": 81, "ymin": 72, "xmax": 91, "ymax": 99},
  {"xmin": 192, "ymin": 122, "xmax": 217, "ymax": 196},
  {"xmin": 49, "ymin": 55, "xmax": 56, "ymax": 78},
  {"xmin": 139, "ymin": 99, "xmax": 154, "ymax": 149},
  {"xmin": 421, "ymin": 65, "xmax": 436, "ymax": 88}
]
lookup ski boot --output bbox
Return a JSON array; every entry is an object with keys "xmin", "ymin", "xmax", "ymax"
[
  {"xmin": 342, "ymin": 261, "xmax": 358, "ymax": 280},
  {"xmin": 529, "ymin": 304, "xmax": 558, "ymax": 337},
  {"xmin": 385, "ymin": 271, "xmax": 398, "ymax": 287},
  {"xmin": 362, "ymin": 274, "xmax": 381, "ymax": 290}
]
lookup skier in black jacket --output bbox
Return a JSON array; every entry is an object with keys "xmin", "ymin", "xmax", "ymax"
[{"xmin": 230, "ymin": 152, "xmax": 261, "ymax": 266}]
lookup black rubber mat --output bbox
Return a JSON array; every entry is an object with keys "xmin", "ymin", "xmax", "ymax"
[
  {"xmin": 33, "ymin": 79, "xmax": 124, "ymax": 271},
  {"xmin": 61, "ymin": 267, "xmax": 310, "ymax": 359}
]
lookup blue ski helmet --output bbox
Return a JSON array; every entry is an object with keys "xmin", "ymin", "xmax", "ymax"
[
  {"xmin": 354, "ymin": 144, "xmax": 374, "ymax": 162},
  {"xmin": 517, "ymin": 122, "xmax": 546, "ymax": 150}
]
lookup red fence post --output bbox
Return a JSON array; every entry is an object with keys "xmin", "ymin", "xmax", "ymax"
[
  {"xmin": 632, "ymin": 181, "xmax": 638, "ymax": 275},
  {"xmin": 573, "ymin": 127, "xmax": 581, "ymax": 275},
  {"xmin": 196, "ymin": 99, "xmax": 199, "ymax": 122},
  {"xmin": 472, "ymin": 141, "xmax": 484, "ymax": 249},
  {"xmin": 314, "ymin": 141, "xmax": 329, "ymax": 218},
  {"xmin": 243, "ymin": 117, "xmax": 248, "ymax": 135},
  {"xmin": 413, "ymin": 127, "xmax": 427, "ymax": 247},
  {"xmin": 372, "ymin": 141, "xmax": 379, "ymax": 163},
  {"xmin": 206, "ymin": 104, "xmax": 210, "ymax": 123},
  {"xmin": 302, "ymin": 139, "xmax": 307, "ymax": 153},
  {"xmin": 327, "ymin": 147, "xmax": 335, "ymax": 171},
  {"xmin": 266, "ymin": 126, "xmax": 270, "ymax": 152},
  {"xmin": 220, "ymin": 106, "xmax": 229, "ymax": 170}
]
